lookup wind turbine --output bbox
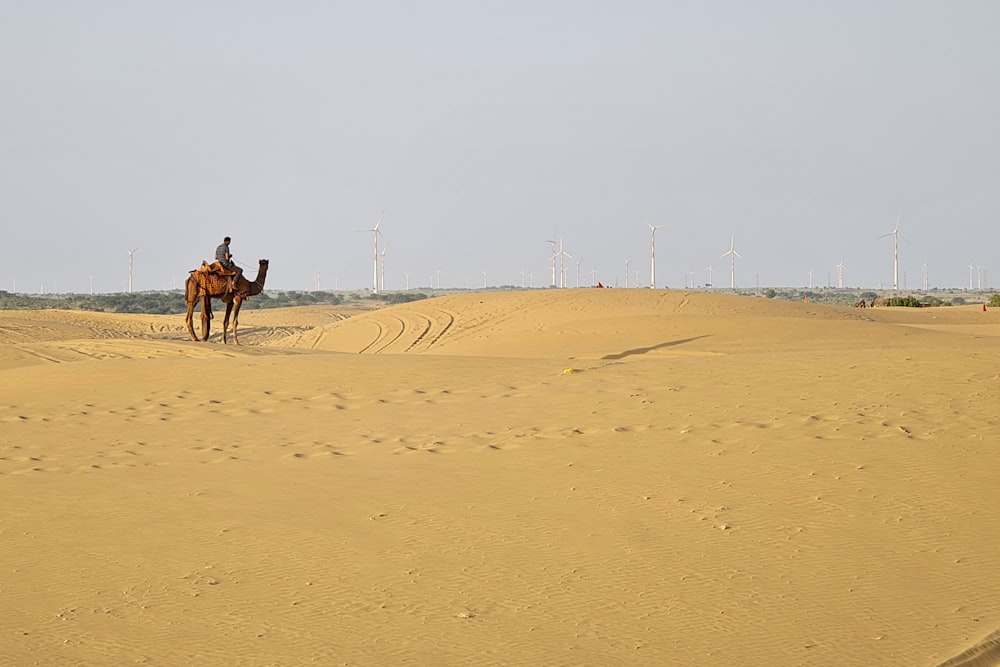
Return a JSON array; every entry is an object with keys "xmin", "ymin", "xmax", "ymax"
[
  {"xmin": 721, "ymin": 237, "xmax": 741, "ymax": 288},
  {"xmin": 879, "ymin": 215, "xmax": 902, "ymax": 291},
  {"xmin": 968, "ymin": 261, "xmax": 975, "ymax": 291},
  {"xmin": 576, "ymin": 257, "xmax": 584, "ymax": 288},
  {"xmin": 547, "ymin": 237, "xmax": 573, "ymax": 287},
  {"xmin": 361, "ymin": 212, "xmax": 384, "ymax": 294},
  {"xmin": 547, "ymin": 238, "xmax": 558, "ymax": 287},
  {"xmin": 557, "ymin": 242, "xmax": 572, "ymax": 288},
  {"xmin": 89, "ymin": 274, "xmax": 95, "ymax": 295},
  {"xmin": 647, "ymin": 222, "xmax": 663, "ymax": 288},
  {"xmin": 836, "ymin": 260, "xmax": 845, "ymax": 289},
  {"xmin": 128, "ymin": 248, "xmax": 138, "ymax": 293},
  {"xmin": 706, "ymin": 264, "xmax": 713, "ymax": 288}
]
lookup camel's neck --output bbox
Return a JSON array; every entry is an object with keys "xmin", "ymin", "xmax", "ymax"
[{"xmin": 249, "ymin": 264, "xmax": 268, "ymax": 296}]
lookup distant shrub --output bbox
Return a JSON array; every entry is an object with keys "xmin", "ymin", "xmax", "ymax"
[
  {"xmin": 764, "ymin": 288, "xmax": 776, "ymax": 299},
  {"xmin": 383, "ymin": 292, "xmax": 429, "ymax": 305},
  {"xmin": 873, "ymin": 295, "xmax": 923, "ymax": 308},
  {"xmin": 988, "ymin": 293, "xmax": 1000, "ymax": 308}
]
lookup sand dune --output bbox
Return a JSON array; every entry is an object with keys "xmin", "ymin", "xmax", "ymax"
[{"xmin": 2, "ymin": 291, "xmax": 999, "ymax": 666}]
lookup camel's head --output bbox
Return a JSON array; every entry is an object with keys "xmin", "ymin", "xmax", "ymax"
[{"xmin": 259, "ymin": 259, "xmax": 269, "ymax": 267}]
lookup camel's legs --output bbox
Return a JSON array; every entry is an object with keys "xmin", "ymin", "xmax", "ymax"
[
  {"xmin": 222, "ymin": 297, "xmax": 242, "ymax": 345},
  {"xmin": 201, "ymin": 296, "xmax": 212, "ymax": 341},
  {"xmin": 184, "ymin": 278, "xmax": 201, "ymax": 342},
  {"xmin": 185, "ymin": 300, "xmax": 199, "ymax": 341},
  {"xmin": 231, "ymin": 297, "xmax": 243, "ymax": 345}
]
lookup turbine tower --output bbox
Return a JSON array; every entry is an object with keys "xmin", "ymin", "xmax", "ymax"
[
  {"xmin": 706, "ymin": 264, "xmax": 713, "ymax": 288},
  {"xmin": 127, "ymin": 248, "xmax": 138, "ymax": 293},
  {"xmin": 557, "ymin": 241, "xmax": 572, "ymax": 288},
  {"xmin": 721, "ymin": 237, "xmax": 741, "ymax": 288},
  {"xmin": 836, "ymin": 260, "xmax": 845, "ymax": 289},
  {"xmin": 366, "ymin": 213, "xmax": 383, "ymax": 294},
  {"xmin": 380, "ymin": 244, "xmax": 387, "ymax": 292},
  {"xmin": 547, "ymin": 239, "xmax": 558, "ymax": 287},
  {"xmin": 968, "ymin": 261, "xmax": 975, "ymax": 291},
  {"xmin": 548, "ymin": 238, "xmax": 572, "ymax": 288},
  {"xmin": 647, "ymin": 222, "xmax": 663, "ymax": 288},
  {"xmin": 879, "ymin": 215, "xmax": 901, "ymax": 290}
]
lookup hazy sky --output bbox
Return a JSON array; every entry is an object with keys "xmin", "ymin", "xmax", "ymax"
[{"xmin": 2, "ymin": 2, "xmax": 998, "ymax": 293}]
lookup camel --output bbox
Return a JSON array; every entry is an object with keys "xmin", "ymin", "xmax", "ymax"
[{"xmin": 185, "ymin": 259, "xmax": 269, "ymax": 344}]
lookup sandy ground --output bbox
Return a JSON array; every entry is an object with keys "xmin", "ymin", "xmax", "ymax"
[{"xmin": 2, "ymin": 291, "xmax": 1000, "ymax": 666}]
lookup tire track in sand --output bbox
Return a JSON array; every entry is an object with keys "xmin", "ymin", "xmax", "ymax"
[
  {"xmin": 423, "ymin": 308, "xmax": 456, "ymax": 350},
  {"xmin": 371, "ymin": 315, "xmax": 406, "ymax": 354},
  {"xmin": 403, "ymin": 314, "xmax": 434, "ymax": 352},
  {"xmin": 357, "ymin": 320, "xmax": 387, "ymax": 354}
]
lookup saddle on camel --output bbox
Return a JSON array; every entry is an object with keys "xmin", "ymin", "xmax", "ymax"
[{"xmin": 192, "ymin": 261, "xmax": 242, "ymax": 296}]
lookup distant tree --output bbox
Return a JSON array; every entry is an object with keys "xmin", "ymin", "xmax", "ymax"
[
  {"xmin": 875, "ymin": 295, "xmax": 922, "ymax": 308},
  {"xmin": 383, "ymin": 292, "xmax": 429, "ymax": 305},
  {"xmin": 764, "ymin": 288, "xmax": 776, "ymax": 299},
  {"xmin": 988, "ymin": 293, "xmax": 1000, "ymax": 308}
]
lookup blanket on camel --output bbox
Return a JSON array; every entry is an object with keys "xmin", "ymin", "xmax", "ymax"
[{"xmin": 189, "ymin": 261, "xmax": 250, "ymax": 299}]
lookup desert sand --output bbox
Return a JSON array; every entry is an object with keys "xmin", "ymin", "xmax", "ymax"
[{"xmin": 2, "ymin": 290, "xmax": 999, "ymax": 666}]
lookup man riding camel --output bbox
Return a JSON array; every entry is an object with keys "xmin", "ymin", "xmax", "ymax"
[{"xmin": 215, "ymin": 236, "xmax": 243, "ymax": 292}]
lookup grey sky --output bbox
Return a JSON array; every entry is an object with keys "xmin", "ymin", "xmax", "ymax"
[{"xmin": 2, "ymin": 2, "xmax": 997, "ymax": 293}]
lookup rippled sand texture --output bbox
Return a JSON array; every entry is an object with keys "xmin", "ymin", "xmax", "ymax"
[{"xmin": 2, "ymin": 291, "xmax": 999, "ymax": 666}]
